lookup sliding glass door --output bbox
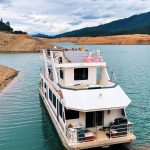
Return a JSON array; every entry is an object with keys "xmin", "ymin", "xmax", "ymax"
[{"xmin": 86, "ymin": 111, "xmax": 103, "ymax": 128}]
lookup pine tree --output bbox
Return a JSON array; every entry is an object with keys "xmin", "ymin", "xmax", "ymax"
[
  {"xmin": 6, "ymin": 21, "xmax": 10, "ymax": 26},
  {"xmin": 0, "ymin": 18, "xmax": 3, "ymax": 23}
]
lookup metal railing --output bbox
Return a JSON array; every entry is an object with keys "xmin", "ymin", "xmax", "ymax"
[
  {"xmin": 40, "ymin": 67, "xmax": 45, "ymax": 76},
  {"xmin": 66, "ymin": 128, "xmax": 96, "ymax": 143},
  {"xmin": 66, "ymin": 122, "xmax": 133, "ymax": 143},
  {"xmin": 40, "ymin": 67, "xmax": 54, "ymax": 81},
  {"xmin": 106, "ymin": 67, "xmax": 117, "ymax": 84},
  {"xmin": 106, "ymin": 123, "xmax": 133, "ymax": 138}
]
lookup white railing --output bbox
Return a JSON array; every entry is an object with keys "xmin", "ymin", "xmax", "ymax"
[
  {"xmin": 105, "ymin": 123, "xmax": 133, "ymax": 138},
  {"xmin": 40, "ymin": 67, "xmax": 54, "ymax": 81},
  {"xmin": 66, "ymin": 122, "xmax": 133, "ymax": 143},
  {"xmin": 66, "ymin": 128, "xmax": 96, "ymax": 143}
]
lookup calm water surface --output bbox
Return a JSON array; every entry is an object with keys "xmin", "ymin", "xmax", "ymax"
[{"xmin": 0, "ymin": 43, "xmax": 150, "ymax": 150}]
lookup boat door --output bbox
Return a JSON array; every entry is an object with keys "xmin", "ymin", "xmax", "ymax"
[{"xmin": 86, "ymin": 111, "xmax": 103, "ymax": 128}]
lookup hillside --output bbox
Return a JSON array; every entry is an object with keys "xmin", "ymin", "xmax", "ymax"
[
  {"xmin": 54, "ymin": 11, "xmax": 150, "ymax": 37},
  {"xmin": 40, "ymin": 34, "xmax": 150, "ymax": 45},
  {"xmin": 0, "ymin": 32, "xmax": 54, "ymax": 52}
]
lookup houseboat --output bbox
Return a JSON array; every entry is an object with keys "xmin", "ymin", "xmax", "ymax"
[{"xmin": 39, "ymin": 47, "xmax": 136, "ymax": 149}]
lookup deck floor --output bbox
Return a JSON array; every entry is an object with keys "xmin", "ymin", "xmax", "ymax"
[{"xmin": 69, "ymin": 131, "xmax": 135, "ymax": 149}]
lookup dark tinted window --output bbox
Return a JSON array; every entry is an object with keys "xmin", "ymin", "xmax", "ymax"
[
  {"xmin": 53, "ymin": 94, "xmax": 56, "ymax": 108},
  {"xmin": 65, "ymin": 109, "xmax": 79, "ymax": 120},
  {"xmin": 59, "ymin": 102, "xmax": 62, "ymax": 118},
  {"xmin": 41, "ymin": 79, "xmax": 43, "ymax": 87},
  {"xmin": 122, "ymin": 109, "xmax": 125, "ymax": 116},
  {"xmin": 60, "ymin": 69, "xmax": 63, "ymax": 79},
  {"xmin": 44, "ymin": 83, "xmax": 46, "ymax": 88},
  {"xmin": 49, "ymin": 89, "xmax": 52, "ymax": 101},
  {"xmin": 63, "ymin": 112, "xmax": 65, "ymax": 123},
  {"xmin": 74, "ymin": 68, "xmax": 88, "ymax": 80}
]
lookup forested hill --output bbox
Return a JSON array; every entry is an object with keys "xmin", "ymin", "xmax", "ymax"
[{"xmin": 54, "ymin": 11, "xmax": 150, "ymax": 37}]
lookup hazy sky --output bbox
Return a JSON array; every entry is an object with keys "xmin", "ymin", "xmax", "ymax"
[{"xmin": 0, "ymin": 0, "xmax": 150, "ymax": 35}]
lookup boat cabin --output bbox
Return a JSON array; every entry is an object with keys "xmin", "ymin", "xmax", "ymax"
[{"xmin": 47, "ymin": 50, "xmax": 115, "ymax": 89}]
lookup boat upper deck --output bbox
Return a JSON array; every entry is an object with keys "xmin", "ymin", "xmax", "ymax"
[
  {"xmin": 42, "ymin": 48, "xmax": 117, "ymax": 90},
  {"xmin": 45, "ymin": 48, "xmax": 106, "ymax": 68}
]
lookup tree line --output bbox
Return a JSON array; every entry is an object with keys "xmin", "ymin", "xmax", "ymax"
[{"xmin": 0, "ymin": 18, "xmax": 27, "ymax": 34}]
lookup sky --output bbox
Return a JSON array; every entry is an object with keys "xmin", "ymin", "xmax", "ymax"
[{"xmin": 0, "ymin": 0, "xmax": 150, "ymax": 35}]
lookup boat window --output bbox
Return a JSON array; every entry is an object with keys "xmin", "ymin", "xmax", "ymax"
[
  {"xmin": 122, "ymin": 109, "xmax": 125, "ymax": 116},
  {"xmin": 46, "ymin": 86, "xmax": 48, "ymax": 99},
  {"xmin": 49, "ymin": 89, "xmax": 52, "ymax": 101},
  {"xmin": 60, "ymin": 69, "xmax": 63, "ymax": 79},
  {"xmin": 65, "ymin": 108, "xmax": 79, "ymax": 120},
  {"xmin": 53, "ymin": 94, "xmax": 56, "ymax": 108},
  {"xmin": 59, "ymin": 102, "xmax": 63, "ymax": 118},
  {"xmin": 74, "ymin": 68, "xmax": 88, "ymax": 80},
  {"xmin": 41, "ymin": 79, "xmax": 43, "ymax": 87},
  {"xmin": 63, "ymin": 112, "xmax": 65, "ymax": 123},
  {"xmin": 44, "ymin": 83, "xmax": 46, "ymax": 88},
  {"xmin": 44, "ymin": 83, "xmax": 47, "ymax": 98}
]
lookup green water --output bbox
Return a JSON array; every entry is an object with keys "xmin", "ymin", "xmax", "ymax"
[{"xmin": 0, "ymin": 44, "xmax": 150, "ymax": 150}]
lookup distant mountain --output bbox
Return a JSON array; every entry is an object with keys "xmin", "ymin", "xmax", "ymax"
[
  {"xmin": 54, "ymin": 11, "xmax": 150, "ymax": 37},
  {"xmin": 33, "ymin": 33, "xmax": 53, "ymax": 38}
]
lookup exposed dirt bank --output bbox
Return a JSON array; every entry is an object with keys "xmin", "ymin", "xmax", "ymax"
[
  {"xmin": 0, "ymin": 65, "xmax": 19, "ymax": 91},
  {"xmin": 40, "ymin": 34, "xmax": 150, "ymax": 45},
  {"xmin": 0, "ymin": 32, "xmax": 54, "ymax": 52}
]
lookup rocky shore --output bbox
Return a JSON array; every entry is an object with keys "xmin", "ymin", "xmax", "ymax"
[
  {"xmin": 0, "ymin": 65, "xmax": 19, "ymax": 91},
  {"xmin": 41, "ymin": 34, "xmax": 150, "ymax": 45}
]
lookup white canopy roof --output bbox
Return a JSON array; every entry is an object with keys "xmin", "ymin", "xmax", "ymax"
[
  {"xmin": 55, "ymin": 62, "xmax": 106, "ymax": 68},
  {"xmin": 61, "ymin": 85, "xmax": 131, "ymax": 112}
]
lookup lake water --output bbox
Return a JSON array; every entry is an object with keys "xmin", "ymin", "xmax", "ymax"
[{"xmin": 0, "ymin": 43, "xmax": 150, "ymax": 150}]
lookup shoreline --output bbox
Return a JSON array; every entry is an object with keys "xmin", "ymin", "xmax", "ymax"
[
  {"xmin": 1, "ymin": 32, "xmax": 150, "ymax": 53},
  {"xmin": 0, "ymin": 65, "xmax": 19, "ymax": 92},
  {"xmin": 40, "ymin": 34, "xmax": 150, "ymax": 45}
]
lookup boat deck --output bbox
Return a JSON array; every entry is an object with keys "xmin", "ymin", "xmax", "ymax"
[{"xmin": 68, "ymin": 131, "xmax": 135, "ymax": 149}]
